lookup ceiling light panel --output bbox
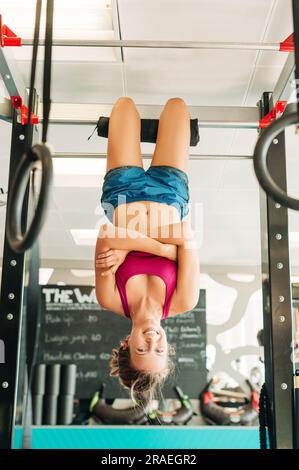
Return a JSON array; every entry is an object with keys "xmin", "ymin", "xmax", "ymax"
[
  {"xmin": 1, "ymin": 1, "xmax": 116, "ymax": 62},
  {"xmin": 53, "ymin": 158, "xmax": 106, "ymax": 175},
  {"xmin": 70, "ymin": 229, "xmax": 98, "ymax": 246},
  {"xmin": 1, "ymin": 1, "xmax": 113, "ymax": 38}
]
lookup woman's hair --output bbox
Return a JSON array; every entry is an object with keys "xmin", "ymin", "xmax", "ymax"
[{"xmin": 110, "ymin": 338, "xmax": 175, "ymax": 408}]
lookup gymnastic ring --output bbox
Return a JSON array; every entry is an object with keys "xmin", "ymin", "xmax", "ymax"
[
  {"xmin": 6, "ymin": 143, "xmax": 53, "ymax": 254},
  {"xmin": 253, "ymin": 110, "xmax": 299, "ymax": 210}
]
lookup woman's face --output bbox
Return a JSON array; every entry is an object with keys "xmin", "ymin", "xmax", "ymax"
[{"xmin": 127, "ymin": 324, "xmax": 168, "ymax": 373}]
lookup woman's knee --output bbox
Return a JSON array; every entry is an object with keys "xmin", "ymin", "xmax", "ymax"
[
  {"xmin": 164, "ymin": 98, "xmax": 190, "ymax": 118},
  {"xmin": 165, "ymin": 97, "xmax": 188, "ymax": 108},
  {"xmin": 112, "ymin": 97, "xmax": 140, "ymax": 118},
  {"xmin": 114, "ymin": 96, "xmax": 137, "ymax": 108}
]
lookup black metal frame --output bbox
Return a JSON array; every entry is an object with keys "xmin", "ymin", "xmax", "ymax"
[
  {"xmin": 0, "ymin": 107, "xmax": 296, "ymax": 449},
  {"xmin": 0, "ymin": 99, "xmax": 37, "ymax": 449},
  {"xmin": 293, "ymin": 0, "xmax": 299, "ymax": 117},
  {"xmin": 258, "ymin": 92, "xmax": 295, "ymax": 448}
]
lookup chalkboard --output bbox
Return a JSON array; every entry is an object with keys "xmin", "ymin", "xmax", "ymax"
[{"xmin": 37, "ymin": 285, "xmax": 206, "ymax": 399}]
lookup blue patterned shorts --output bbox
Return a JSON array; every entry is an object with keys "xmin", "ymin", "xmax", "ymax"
[{"xmin": 101, "ymin": 165, "xmax": 189, "ymax": 223}]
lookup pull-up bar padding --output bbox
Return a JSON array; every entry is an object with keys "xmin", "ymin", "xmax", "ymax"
[{"xmin": 96, "ymin": 116, "xmax": 200, "ymax": 147}]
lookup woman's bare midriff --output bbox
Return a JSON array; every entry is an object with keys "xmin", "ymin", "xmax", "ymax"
[
  {"xmin": 113, "ymin": 201, "xmax": 179, "ymax": 315},
  {"xmin": 113, "ymin": 200, "xmax": 180, "ymax": 237}
]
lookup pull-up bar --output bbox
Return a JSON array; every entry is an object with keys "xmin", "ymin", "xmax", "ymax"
[
  {"xmin": 21, "ymin": 36, "xmax": 294, "ymax": 52},
  {"xmin": 52, "ymin": 152, "xmax": 253, "ymax": 160}
]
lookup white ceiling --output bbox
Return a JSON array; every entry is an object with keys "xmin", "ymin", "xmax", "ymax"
[{"xmin": 1, "ymin": 0, "xmax": 299, "ymax": 271}]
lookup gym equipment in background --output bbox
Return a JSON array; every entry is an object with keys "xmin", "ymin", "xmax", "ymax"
[
  {"xmin": 253, "ymin": 103, "xmax": 299, "ymax": 210},
  {"xmin": 252, "ymin": 6, "xmax": 299, "ymax": 442},
  {"xmin": 146, "ymin": 386, "xmax": 194, "ymax": 426},
  {"xmin": 90, "ymin": 383, "xmax": 149, "ymax": 425},
  {"xmin": 83, "ymin": 384, "xmax": 195, "ymax": 426},
  {"xmin": 199, "ymin": 378, "xmax": 259, "ymax": 426},
  {"xmin": 31, "ymin": 364, "xmax": 46, "ymax": 425},
  {"xmin": 57, "ymin": 364, "xmax": 77, "ymax": 425},
  {"xmin": 32, "ymin": 363, "xmax": 77, "ymax": 426},
  {"xmin": 43, "ymin": 364, "xmax": 61, "ymax": 425},
  {"xmin": 5, "ymin": 0, "xmax": 53, "ymax": 254},
  {"xmin": 10, "ymin": 0, "xmax": 55, "ymax": 450}
]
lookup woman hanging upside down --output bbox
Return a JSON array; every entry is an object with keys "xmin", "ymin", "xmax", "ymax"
[{"xmin": 94, "ymin": 97, "xmax": 200, "ymax": 407}]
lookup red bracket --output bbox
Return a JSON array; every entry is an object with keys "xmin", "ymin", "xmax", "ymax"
[
  {"xmin": 0, "ymin": 15, "xmax": 22, "ymax": 47},
  {"xmin": 279, "ymin": 33, "xmax": 294, "ymax": 52},
  {"xmin": 259, "ymin": 100, "xmax": 287, "ymax": 129},
  {"xmin": 251, "ymin": 391, "xmax": 260, "ymax": 412},
  {"xmin": 11, "ymin": 96, "xmax": 39, "ymax": 125}
]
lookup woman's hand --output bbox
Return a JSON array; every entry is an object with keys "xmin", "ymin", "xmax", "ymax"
[
  {"xmin": 160, "ymin": 243, "xmax": 178, "ymax": 262},
  {"xmin": 95, "ymin": 248, "xmax": 129, "ymax": 276}
]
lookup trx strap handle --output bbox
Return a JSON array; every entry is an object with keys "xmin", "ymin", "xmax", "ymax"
[
  {"xmin": 94, "ymin": 116, "xmax": 200, "ymax": 147},
  {"xmin": 6, "ymin": 0, "xmax": 53, "ymax": 254},
  {"xmin": 253, "ymin": 107, "xmax": 299, "ymax": 210}
]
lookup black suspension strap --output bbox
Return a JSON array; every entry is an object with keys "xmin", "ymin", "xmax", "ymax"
[
  {"xmin": 41, "ymin": 0, "xmax": 53, "ymax": 144},
  {"xmin": 259, "ymin": 383, "xmax": 274, "ymax": 449},
  {"xmin": 25, "ymin": 0, "xmax": 42, "ymax": 153},
  {"xmin": 6, "ymin": 0, "xmax": 53, "ymax": 254}
]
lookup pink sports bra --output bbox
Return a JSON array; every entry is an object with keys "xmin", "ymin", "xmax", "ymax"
[{"xmin": 115, "ymin": 251, "xmax": 177, "ymax": 320}]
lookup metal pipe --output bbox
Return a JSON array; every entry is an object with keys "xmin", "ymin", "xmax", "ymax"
[
  {"xmin": 43, "ymin": 103, "xmax": 259, "ymax": 128},
  {"xmin": 0, "ymin": 102, "xmax": 260, "ymax": 129},
  {"xmin": 46, "ymin": 118, "xmax": 258, "ymax": 129},
  {"xmin": 22, "ymin": 38, "xmax": 280, "ymax": 51},
  {"xmin": 0, "ymin": 101, "xmax": 259, "ymax": 129},
  {"xmin": 112, "ymin": 0, "xmax": 127, "ymax": 96},
  {"xmin": 53, "ymin": 152, "xmax": 253, "ymax": 160}
]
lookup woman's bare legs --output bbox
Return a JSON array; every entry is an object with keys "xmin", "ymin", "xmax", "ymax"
[
  {"xmin": 151, "ymin": 97, "xmax": 190, "ymax": 173},
  {"xmin": 106, "ymin": 97, "xmax": 143, "ymax": 172}
]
